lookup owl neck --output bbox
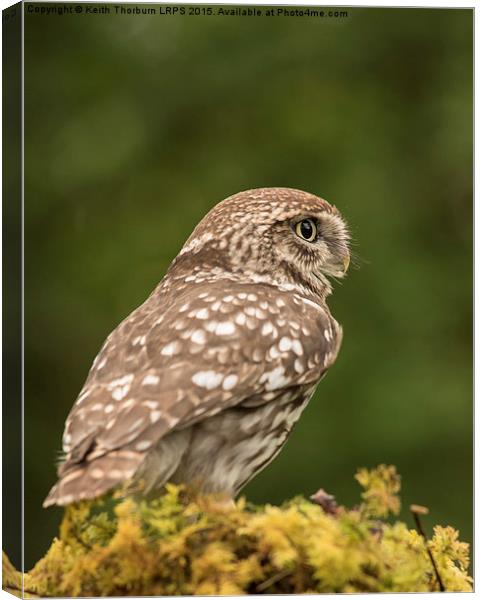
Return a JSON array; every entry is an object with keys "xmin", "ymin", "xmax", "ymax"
[
  {"xmin": 261, "ymin": 259, "xmax": 333, "ymax": 302},
  {"xmin": 167, "ymin": 247, "xmax": 331, "ymax": 303}
]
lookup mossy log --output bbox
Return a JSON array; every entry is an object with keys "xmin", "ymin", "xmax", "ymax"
[{"xmin": 3, "ymin": 465, "xmax": 472, "ymax": 596}]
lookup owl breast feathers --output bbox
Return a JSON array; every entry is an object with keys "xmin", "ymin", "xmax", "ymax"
[{"xmin": 44, "ymin": 187, "xmax": 350, "ymax": 507}]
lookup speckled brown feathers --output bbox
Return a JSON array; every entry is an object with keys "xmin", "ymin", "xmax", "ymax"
[{"xmin": 44, "ymin": 188, "xmax": 350, "ymax": 507}]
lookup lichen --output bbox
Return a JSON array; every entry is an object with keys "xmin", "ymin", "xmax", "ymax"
[{"xmin": 4, "ymin": 466, "xmax": 472, "ymax": 596}]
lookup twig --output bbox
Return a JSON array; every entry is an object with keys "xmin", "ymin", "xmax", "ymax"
[
  {"xmin": 255, "ymin": 569, "xmax": 292, "ymax": 592},
  {"xmin": 410, "ymin": 504, "xmax": 445, "ymax": 592}
]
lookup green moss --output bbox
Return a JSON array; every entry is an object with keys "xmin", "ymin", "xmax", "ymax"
[
  {"xmin": 5, "ymin": 466, "xmax": 472, "ymax": 595},
  {"xmin": 3, "ymin": 552, "xmax": 23, "ymax": 597}
]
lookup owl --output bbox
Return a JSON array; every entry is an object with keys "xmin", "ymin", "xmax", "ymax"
[{"xmin": 44, "ymin": 187, "xmax": 350, "ymax": 507}]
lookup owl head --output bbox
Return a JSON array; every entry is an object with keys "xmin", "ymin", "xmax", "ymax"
[{"xmin": 175, "ymin": 187, "xmax": 350, "ymax": 298}]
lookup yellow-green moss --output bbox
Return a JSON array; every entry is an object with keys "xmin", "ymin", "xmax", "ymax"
[
  {"xmin": 5, "ymin": 466, "xmax": 472, "ymax": 595},
  {"xmin": 3, "ymin": 552, "xmax": 23, "ymax": 597}
]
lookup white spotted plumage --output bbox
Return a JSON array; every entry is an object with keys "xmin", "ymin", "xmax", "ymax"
[{"xmin": 44, "ymin": 187, "xmax": 350, "ymax": 507}]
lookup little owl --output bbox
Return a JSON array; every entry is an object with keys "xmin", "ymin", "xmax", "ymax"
[{"xmin": 44, "ymin": 187, "xmax": 350, "ymax": 507}]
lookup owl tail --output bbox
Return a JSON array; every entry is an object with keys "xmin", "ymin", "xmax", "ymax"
[{"xmin": 43, "ymin": 449, "xmax": 144, "ymax": 507}]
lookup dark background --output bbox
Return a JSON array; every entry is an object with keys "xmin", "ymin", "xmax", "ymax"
[{"xmin": 21, "ymin": 5, "xmax": 472, "ymax": 570}]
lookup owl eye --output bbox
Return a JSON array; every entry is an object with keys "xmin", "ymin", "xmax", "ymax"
[{"xmin": 295, "ymin": 219, "xmax": 317, "ymax": 242}]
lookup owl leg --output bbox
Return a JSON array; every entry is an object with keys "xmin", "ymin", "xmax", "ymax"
[
  {"xmin": 204, "ymin": 497, "xmax": 236, "ymax": 512},
  {"xmin": 130, "ymin": 429, "xmax": 191, "ymax": 495}
]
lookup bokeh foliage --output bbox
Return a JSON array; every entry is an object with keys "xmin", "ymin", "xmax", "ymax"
[{"xmin": 21, "ymin": 4, "xmax": 472, "ymax": 570}]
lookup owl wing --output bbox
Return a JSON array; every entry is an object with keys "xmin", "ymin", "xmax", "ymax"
[{"xmin": 45, "ymin": 280, "xmax": 341, "ymax": 506}]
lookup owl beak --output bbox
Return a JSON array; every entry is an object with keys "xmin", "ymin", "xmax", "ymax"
[
  {"xmin": 330, "ymin": 252, "xmax": 350, "ymax": 278},
  {"xmin": 318, "ymin": 251, "xmax": 350, "ymax": 280}
]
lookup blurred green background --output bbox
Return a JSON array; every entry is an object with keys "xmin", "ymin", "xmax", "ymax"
[{"xmin": 21, "ymin": 5, "xmax": 472, "ymax": 571}]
